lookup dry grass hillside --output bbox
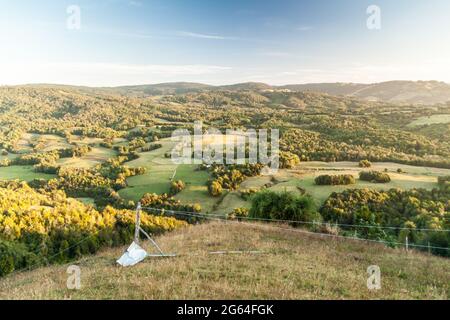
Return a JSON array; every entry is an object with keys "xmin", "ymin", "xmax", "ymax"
[{"xmin": 0, "ymin": 221, "xmax": 448, "ymax": 300}]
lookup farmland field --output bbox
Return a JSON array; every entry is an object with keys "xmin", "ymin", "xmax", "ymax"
[
  {"xmin": 57, "ymin": 147, "xmax": 117, "ymax": 168},
  {"xmin": 407, "ymin": 114, "xmax": 450, "ymax": 127},
  {"xmin": 0, "ymin": 165, "xmax": 56, "ymax": 181}
]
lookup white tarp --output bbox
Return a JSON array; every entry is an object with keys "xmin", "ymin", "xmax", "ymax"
[{"xmin": 117, "ymin": 242, "xmax": 148, "ymax": 267}]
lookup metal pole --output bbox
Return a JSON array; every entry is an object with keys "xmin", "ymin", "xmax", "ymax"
[{"xmin": 134, "ymin": 202, "xmax": 141, "ymax": 243}]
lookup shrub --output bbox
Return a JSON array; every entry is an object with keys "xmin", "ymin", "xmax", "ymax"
[
  {"xmin": 208, "ymin": 180, "xmax": 223, "ymax": 197},
  {"xmin": 170, "ymin": 180, "xmax": 186, "ymax": 195},
  {"xmin": 227, "ymin": 207, "xmax": 250, "ymax": 220},
  {"xmin": 359, "ymin": 171, "xmax": 391, "ymax": 183},
  {"xmin": 279, "ymin": 151, "xmax": 301, "ymax": 169},
  {"xmin": 359, "ymin": 160, "xmax": 372, "ymax": 168},
  {"xmin": 0, "ymin": 159, "xmax": 11, "ymax": 167},
  {"xmin": 315, "ymin": 174, "xmax": 356, "ymax": 186},
  {"xmin": 249, "ymin": 190, "xmax": 321, "ymax": 225}
]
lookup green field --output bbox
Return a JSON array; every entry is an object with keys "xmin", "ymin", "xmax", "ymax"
[
  {"xmin": 0, "ymin": 165, "xmax": 56, "ymax": 181},
  {"xmin": 407, "ymin": 114, "xmax": 450, "ymax": 127},
  {"xmin": 119, "ymin": 139, "xmax": 217, "ymax": 211},
  {"xmin": 57, "ymin": 147, "xmax": 117, "ymax": 168},
  {"xmin": 119, "ymin": 140, "xmax": 178, "ymax": 201},
  {"xmin": 215, "ymin": 161, "xmax": 448, "ymax": 212}
]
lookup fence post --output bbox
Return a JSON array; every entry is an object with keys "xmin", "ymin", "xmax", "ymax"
[
  {"xmin": 134, "ymin": 202, "xmax": 142, "ymax": 243},
  {"xmin": 405, "ymin": 236, "xmax": 408, "ymax": 252}
]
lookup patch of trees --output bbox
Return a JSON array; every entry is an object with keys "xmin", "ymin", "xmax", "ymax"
[
  {"xmin": 280, "ymin": 128, "xmax": 450, "ymax": 169},
  {"xmin": 139, "ymin": 193, "xmax": 201, "ymax": 213},
  {"xmin": 320, "ymin": 188, "xmax": 450, "ymax": 256},
  {"xmin": 359, "ymin": 160, "xmax": 372, "ymax": 168},
  {"xmin": 0, "ymin": 181, "xmax": 186, "ymax": 277},
  {"xmin": 249, "ymin": 190, "xmax": 320, "ymax": 225},
  {"xmin": 359, "ymin": 171, "xmax": 391, "ymax": 183},
  {"xmin": 207, "ymin": 163, "xmax": 265, "ymax": 196},
  {"xmin": 141, "ymin": 143, "xmax": 163, "ymax": 152},
  {"xmin": 315, "ymin": 174, "xmax": 356, "ymax": 186}
]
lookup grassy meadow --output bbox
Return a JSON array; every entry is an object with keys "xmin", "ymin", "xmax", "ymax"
[{"xmin": 1, "ymin": 221, "xmax": 448, "ymax": 300}]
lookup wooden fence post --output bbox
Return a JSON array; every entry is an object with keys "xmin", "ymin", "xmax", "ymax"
[{"xmin": 134, "ymin": 202, "xmax": 142, "ymax": 243}]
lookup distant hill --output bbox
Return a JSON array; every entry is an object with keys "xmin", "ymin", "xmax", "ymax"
[
  {"xmin": 112, "ymin": 80, "xmax": 450, "ymax": 104},
  {"xmin": 13, "ymin": 80, "xmax": 450, "ymax": 104},
  {"xmin": 111, "ymin": 82, "xmax": 212, "ymax": 96},
  {"xmin": 282, "ymin": 81, "xmax": 450, "ymax": 104}
]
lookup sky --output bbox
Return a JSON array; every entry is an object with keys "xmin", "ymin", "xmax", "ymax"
[{"xmin": 1, "ymin": 0, "xmax": 450, "ymax": 86}]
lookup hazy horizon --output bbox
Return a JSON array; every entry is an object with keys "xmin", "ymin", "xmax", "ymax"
[{"xmin": 2, "ymin": 79, "xmax": 450, "ymax": 89}]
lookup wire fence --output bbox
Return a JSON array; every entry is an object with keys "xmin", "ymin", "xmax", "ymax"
[
  {"xmin": 140, "ymin": 206, "xmax": 450, "ymax": 253},
  {"xmin": 140, "ymin": 207, "xmax": 450, "ymax": 233}
]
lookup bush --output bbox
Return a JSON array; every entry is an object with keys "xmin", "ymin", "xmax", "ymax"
[
  {"xmin": 249, "ymin": 190, "xmax": 321, "ymax": 225},
  {"xmin": 279, "ymin": 151, "xmax": 301, "ymax": 169},
  {"xmin": 359, "ymin": 171, "xmax": 391, "ymax": 183},
  {"xmin": 208, "ymin": 180, "xmax": 223, "ymax": 197},
  {"xmin": 0, "ymin": 159, "xmax": 11, "ymax": 167},
  {"xmin": 169, "ymin": 180, "xmax": 186, "ymax": 195},
  {"xmin": 227, "ymin": 207, "xmax": 249, "ymax": 220},
  {"xmin": 315, "ymin": 174, "xmax": 356, "ymax": 186},
  {"xmin": 359, "ymin": 160, "xmax": 372, "ymax": 168}
]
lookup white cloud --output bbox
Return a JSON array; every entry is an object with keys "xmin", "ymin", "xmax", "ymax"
[
  {"xmin": 176, "ymin": 31, "xmax": 238, "ymax": 40},
  {"xmin": 260, "ymin": 51, "xmax": 293, "ymax": 58},
  {"xmin": 128, "ymin": 1, "xmax": 142, "ymax": 7}
]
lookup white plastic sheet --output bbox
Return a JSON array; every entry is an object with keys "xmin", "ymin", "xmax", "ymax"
[{"xmin": 117, "ymin": 242, "xmax": 148, "ymax": 267}]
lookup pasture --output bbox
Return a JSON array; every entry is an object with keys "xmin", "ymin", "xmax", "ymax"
[
  {"xmin": 215, "ymin": 161, "xmax": 448, "ymax": 212},
  {"xmin": 0, "ymin": 165, "xmax": 56, "ymax": 181},
  {"xmin": 57, "ymin": 147, "xmax": 117, "ymax": 168},
  {"xmin": 407, "ymin": 114, "xmax": 450, "ymax": 127}
]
